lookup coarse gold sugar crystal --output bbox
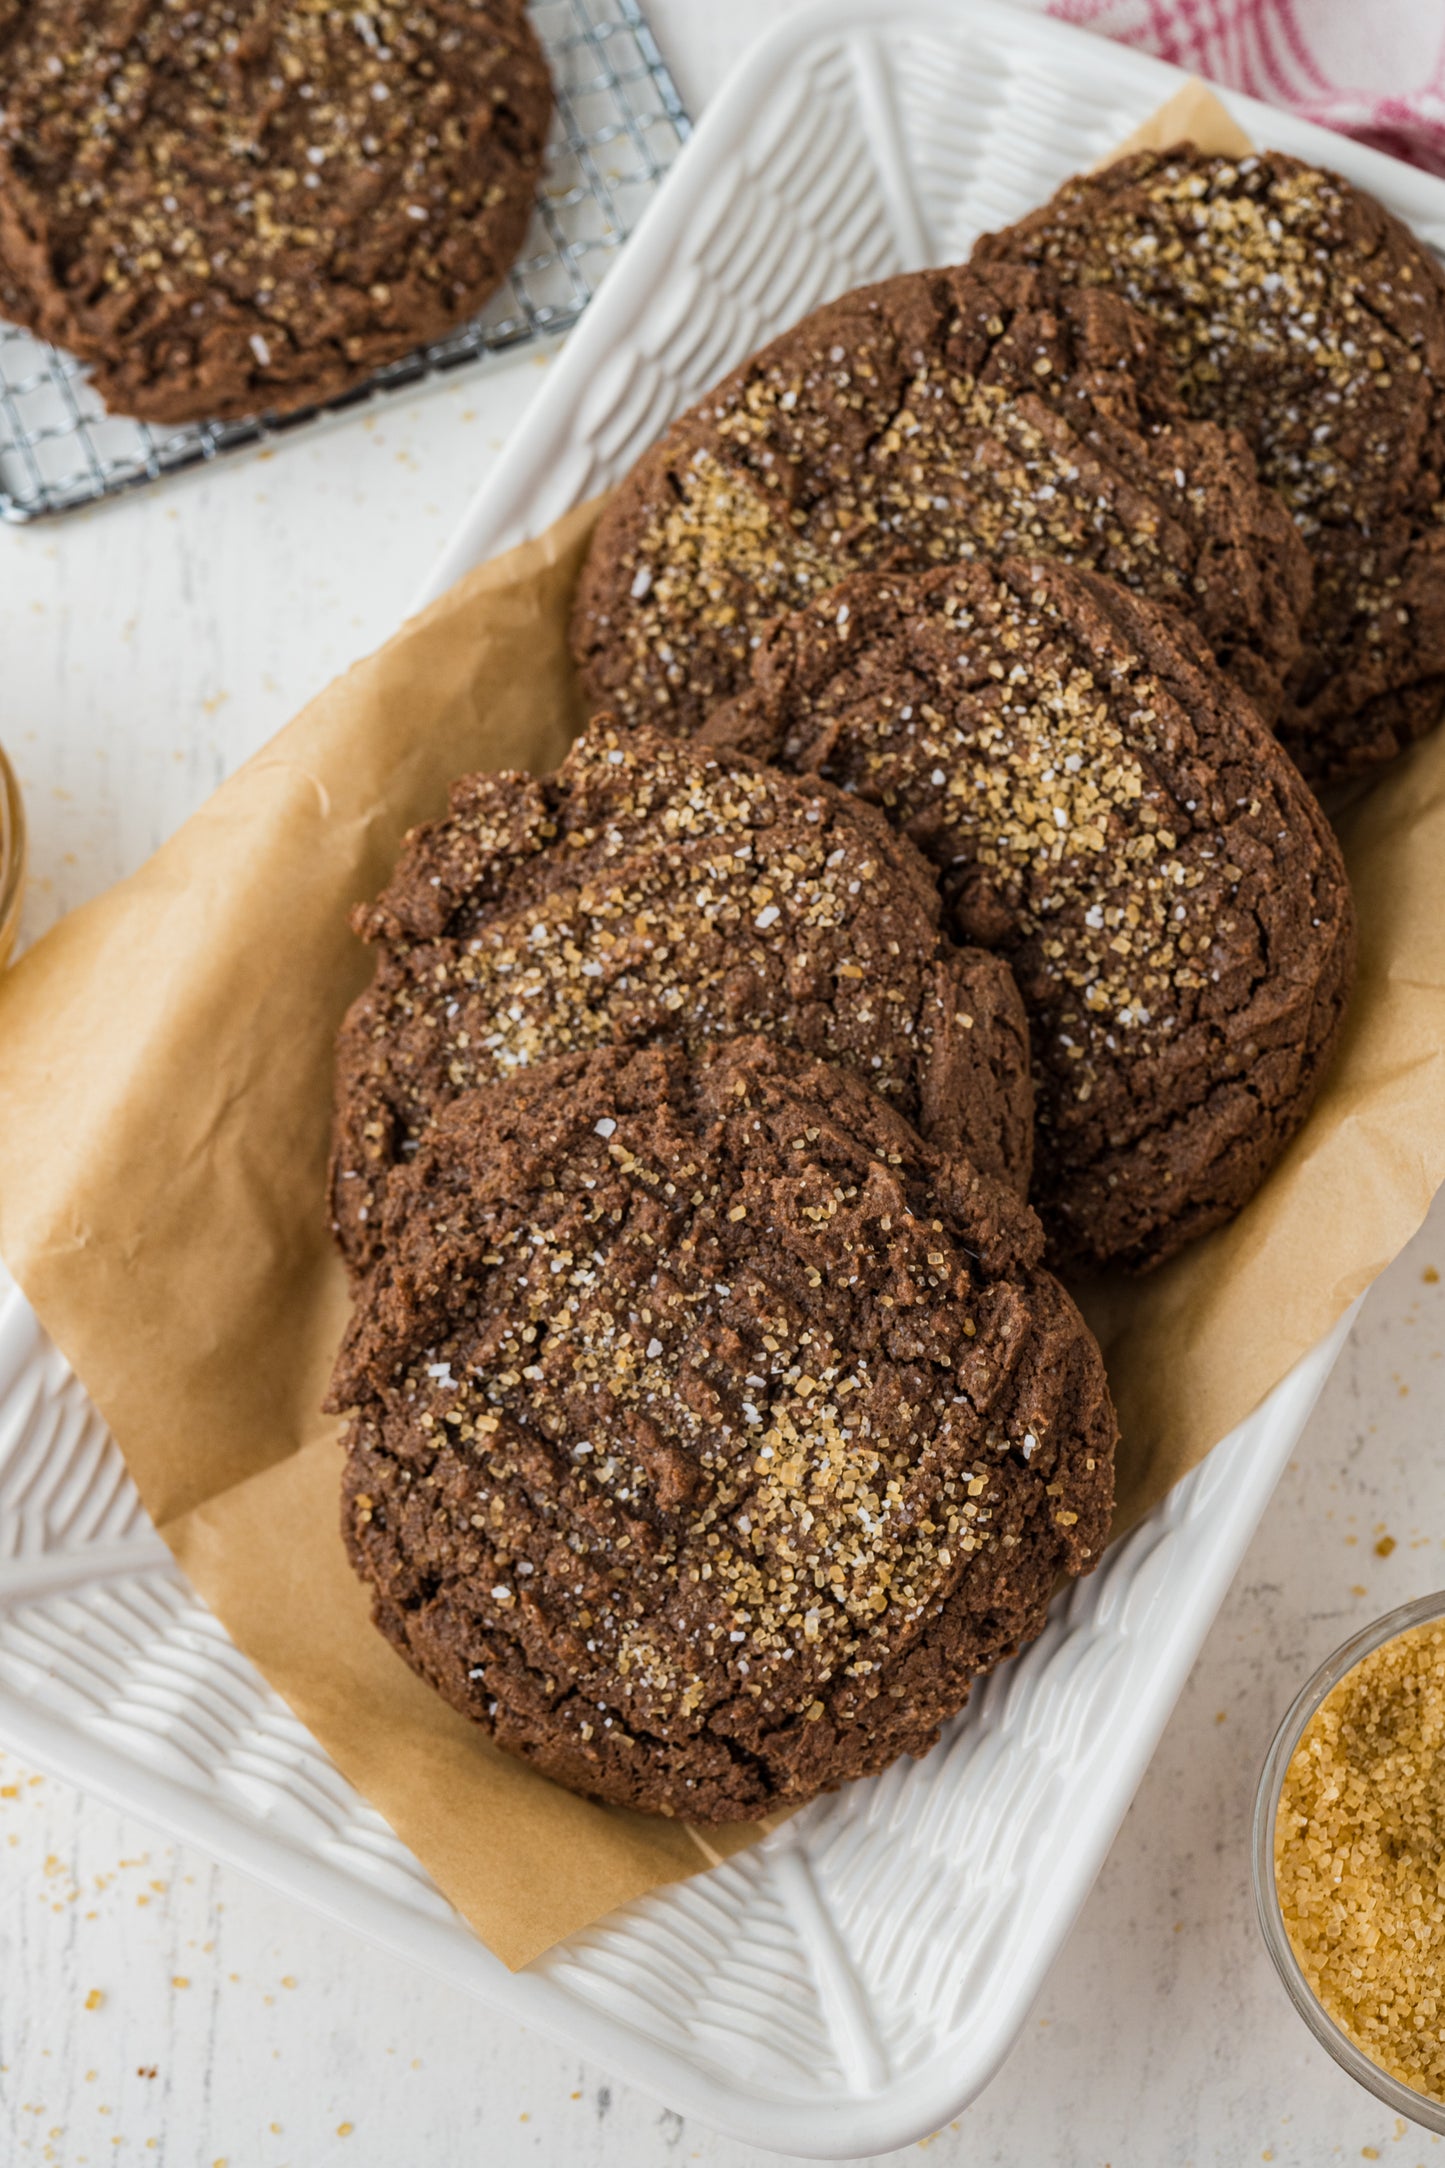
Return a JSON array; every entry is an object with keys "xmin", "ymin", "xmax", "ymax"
[{"xmin": 1276, "ymin": 1620, "xmax": 1445, "ymax": 2098}]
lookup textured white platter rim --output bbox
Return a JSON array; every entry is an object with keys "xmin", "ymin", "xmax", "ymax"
[{"xmin": 4, "ymin": 2, "xmax": 1441, "ymax": 2157}]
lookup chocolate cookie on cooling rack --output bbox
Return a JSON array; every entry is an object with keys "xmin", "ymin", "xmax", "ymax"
[
  {"xmin": 330, "ymin": 722, "xmax": 1032, "ymax": 1272},
  {"xmin": 0, "ymin": 0, "xmax": 553, "ymax": 423},
  {"xmin": 327, "ymin": 1036, "xmax": 1116, "ymax": 1823},
  {"xmin": 570, "ymin": 260, "xmax": 1310, "ymax": 736},
  {"xmin": 702, "ymin": 557, "xmax": 1356, "ymax": 1273},
  {"xmin": 973, "ymin": 148, "xmax": 1445, "ymax": 785}
]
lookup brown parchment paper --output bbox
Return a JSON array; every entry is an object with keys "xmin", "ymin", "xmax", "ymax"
[
  {"xmin": 3, "ymin": 90, "xmax": 1444, "ymax": 1972},
  {"xmin": 1099, "ymin": 78, "xmax": 1254, "ymax": 165}
]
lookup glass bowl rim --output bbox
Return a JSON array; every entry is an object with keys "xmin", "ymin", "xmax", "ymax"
[
  {"xmin": 1253, "ymin": 1586, "xmax": 1445, "ymax": 2133},
  {"xmin": 0, "ymin": 743, "xmax": 25, "ymax": 964}
]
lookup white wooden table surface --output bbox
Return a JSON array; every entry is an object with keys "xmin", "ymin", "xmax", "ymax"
[{"xmin": 4, "ymin": 5, "xmax": 1445, "ymax": 2162}]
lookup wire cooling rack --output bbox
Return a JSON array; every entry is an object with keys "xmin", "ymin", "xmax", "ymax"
[{"xmin": 0, "ymin": 0, "xmax": 689, "ymax": 523}]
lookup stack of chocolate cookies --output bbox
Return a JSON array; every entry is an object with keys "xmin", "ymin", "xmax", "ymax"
[
  {"xmin": 328, "ymin": 140, "xmax": 1436, "ymax": 1825},
  {"xmin": 329, "ymin": 726, "xmax": 1116, "ymax": 1820}
]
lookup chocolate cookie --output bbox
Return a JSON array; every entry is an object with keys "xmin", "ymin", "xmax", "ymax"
[
  {"xmin": 331, "ymin": 721, "xmax": 1032, "ymax": 1272},
  {"xmin": 974, "ymin": 148, "xmax": 1445, "ymax": 784},
  {"xmin": 0, "ymin": 0, "xmax": 552, "ymax": 423},
  {"xmin": 328, "ymin": 1036, "xmax": 1117, "ymax": 1823},
  {"xmin": 702, "ymin": 558, "xmax": 1356, "ymax": 1272},
  {"xmin": 570, "ymin": 261, "xmax": 1310, "ymax": 735}
]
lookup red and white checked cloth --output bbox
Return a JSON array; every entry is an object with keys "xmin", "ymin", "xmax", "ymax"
[{"xmin": 1030, "ymin": 0, "xmax": 1445, "ymax": 175}]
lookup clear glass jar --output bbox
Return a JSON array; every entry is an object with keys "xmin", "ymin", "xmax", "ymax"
[
  {"xmin": 1252, "ymin": 1589, "xmax": 1445, "ymax": 2134},
  {"xmin": 0, "ymin": 743, "xmax": 25, "ymax": 971}
]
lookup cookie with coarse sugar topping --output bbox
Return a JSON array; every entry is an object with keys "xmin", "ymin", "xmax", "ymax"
[
  {"xmin": 327, "ymin": 1035, "xmax": 1116, "ymax": 1823},
  {"xmin": 974, "ymin": 147, "xmax": 1445, "ymax": 783},
  {"xmin": 330, "ymin": 720, "xmax": 1033, "ymax": 1272},
  {"xmin": 570, "ymin": 259, "xmax": 1310, "ymax": 737},
  {"xmin": 702, "ymin": 555, "xmax": 1356, "ymax": 1272},
  {"xmin": 0, "ymin": 0, "xmax": 552, "ymax": 422}
]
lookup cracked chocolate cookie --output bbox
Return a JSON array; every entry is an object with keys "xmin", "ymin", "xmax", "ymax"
[
  {"xmin": 702, "ymin": 557, "xmax": 1356, "ymax": 1272},
  {"xmin": 973, "ymin": 147, "xmax": 1445, "ymax": 784},
  {"xmin": 331, "ymin": 721, "xmax": 1033, "ymax": 1272},
  {"xmin": 328, "ymin": 1036, "xmax": 1116, "ymax": 1823},
  {"xmin": 570, "ymin": 260, "xmax": 1310, "ymax": 736},
  {"xmin": 0, "ymin": 0, "xmax": 552, "ymax": 422}
]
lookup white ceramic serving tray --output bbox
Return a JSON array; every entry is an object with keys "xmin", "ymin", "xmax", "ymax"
[{"xmin": 2, "ymin": 2, "xmax": 1439, "ymax": 2154}]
